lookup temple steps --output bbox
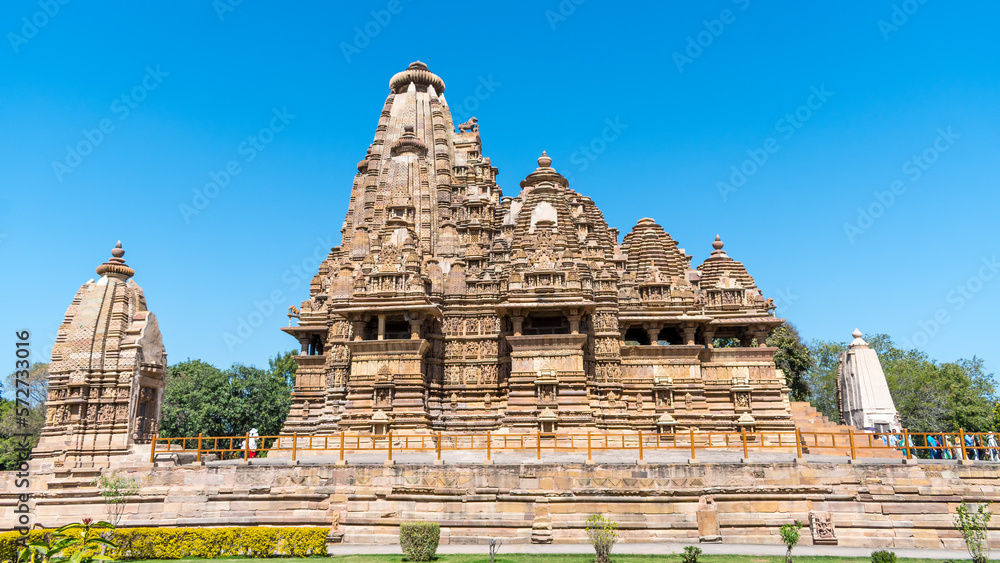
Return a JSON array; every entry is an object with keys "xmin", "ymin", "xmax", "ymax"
[{"xmin": 790, "ymin": 402, "xmax": 903, "ymax": 459}]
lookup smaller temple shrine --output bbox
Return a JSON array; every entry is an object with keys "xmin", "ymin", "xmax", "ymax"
[
  {"xmin": 837, "ymin": 328, "xmax": 900, "ymax": 432},
  {"xmin": 33, "ymin": 242, "xmax": 166, "ymax": 472}
]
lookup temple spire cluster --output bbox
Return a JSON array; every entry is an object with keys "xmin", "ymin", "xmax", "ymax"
[{"xmin": 278, "ymin": 61, "xmax": 790, "ymax": 434}]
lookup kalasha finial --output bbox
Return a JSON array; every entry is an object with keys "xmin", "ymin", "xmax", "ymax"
[
  {"xmin": 537, "ymin": 151, "xmax": 552, "ymax": 168},
  {"xmin": 850, "ymin": 328, "xmax": 867, "ymax": 347},
  {"xmin": 95, "ymin": 240, "xmax": 135, "ymax": 279},
  {"xmin": 712, "ymin": 235, "xmax": 724, "ymax": 251}
]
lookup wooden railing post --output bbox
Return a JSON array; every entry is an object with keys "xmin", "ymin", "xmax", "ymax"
[
  {"xmin": 959, "ymin": 429, "xmax": 967, "ymax": 461},
  {"xmin": 388, "ymin": 431, "xmax": 393, "ymax": 462},
  {"xmin": 340, "ymin": 431, "xmax": 345, "ymax": 461},
  {"xmin": 149, "ymin": 434, "xmax": 157, "ymax": 464},
  {"xmin": 197, "ymin": 433, "xmax": 203, "ymax": 463},
  {"xmin": 794, "ymin": 428, "xmax": 802, "ymax": 459},
  {"xmin": 638, "ymin": 430, "xmax": 644, "ymax": 461},
  {"xmin": 292, "ymin": 432, "xmax": 297, "ymax": 462},
  {"xmin": 537, "ymin": 431, "xmax": 541, "ymax": 460},
  {"xmin": 848, "ymin": 428, "xmax": 856, "ymax": 460},
  {"xmin": 903, "ymin": 429, "xmax": 912, "ymax": 459},
  {"xmin": 587, "ymin": 432, "xmax": 592, "ymax": 461},
  {"xmin": 690, "ymin": 427, "xmax": 696, "ymax": 461},
  {"xmin": 244, "ymin": 432, "xmax": 250, "ymax": 462},
  {"xmin": 487, "ymin": 431, "xmax": 492, "ymax": 461},
  {"xmin": 741, "ymin": 427, "xmax": 748, "ymax": 459},
  {"xmin": 437, "ymin": 431, "xmax": 442, "ymax": 461}
]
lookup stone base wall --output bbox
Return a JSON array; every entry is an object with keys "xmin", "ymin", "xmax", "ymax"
[{"xmin": 2, "ymin": 458, "xmax": 998, "ymax": 549}]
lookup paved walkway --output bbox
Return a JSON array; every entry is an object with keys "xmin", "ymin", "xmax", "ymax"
[{"xmin": 329, "ymin": 542, "xmax": 968, "ymax": 558}]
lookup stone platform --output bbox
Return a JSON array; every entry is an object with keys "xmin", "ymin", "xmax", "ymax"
[{"xmin": 3, "ymin": 454, "xmax": 998, "ymax": 549}]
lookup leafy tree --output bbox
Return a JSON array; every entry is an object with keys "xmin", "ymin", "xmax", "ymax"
[
  {"xmin": 767, "ymin": 323, "xmax": 812, "ymax": 401},
  {"xmin": 0, "ymin": 362, "xmax": 49, "ymax": 470},
  {"xmin": 159, "ymin": 352, "xmax": 296, "ymax": 438},
  {"xmin": 159, "ymin": 359, "xmax": 228, "ymax": 438},
  {"xmin": 803, "ymin": 340, "xmax": 845, "ymax": 421}
]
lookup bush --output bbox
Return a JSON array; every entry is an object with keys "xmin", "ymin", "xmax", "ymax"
[
  {"xmin": 0, "ymin": 526, "xmax": 327, "ymax": 560},
  {"xmin": 682, "ymin": 545, "xmax": 703, "ymax": 563},
  {"xmin": 585, "ymin": 514, "xmax": 618, "ymax": 563},
  {"xmin": 954, "ymin": 501, "xmax": 992, "ymax": 563},
  {"xmin": 399, "ymin": 522, "xmax": 440, "ymax": 562},
  {"xmin": 871, "ymin": 550, "xmax": 897, "ymax": 563},
  {"xmin": 779, "ymin": 521, "xmax": 803, "ymax": 563}
]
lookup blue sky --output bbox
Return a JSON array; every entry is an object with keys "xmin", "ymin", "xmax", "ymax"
[{"xmin": 1, "ymin": 1, "xmax": 998, "ymax": 379}]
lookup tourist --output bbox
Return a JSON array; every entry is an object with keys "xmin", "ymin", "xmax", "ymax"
[
  {"xmin": 248, "ymin": 428, "xmax": 260, "ymax": 459},
  {"xmin": 964, "ymin": 433, "xmax": 977, "ymax": 460},
  {"xmin": 926, "ymin": 434, "xmax": 941, "ymax": 459},
  {"xmin": 988, "ymin": 434, "xmax": 999, "ymax": 461}
]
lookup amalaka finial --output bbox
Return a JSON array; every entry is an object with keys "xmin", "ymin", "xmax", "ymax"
[
  {"xmin": 95, "ymin": 240, "xmax": 135, "ymax": 280},
  {"xmin": 537, "ymin": 151, "xmax": 552, "ymax": 168},
  {"xmin": 712, "ymin": 235, "xmax": 724, "ymax": 251},
  {"xmin": 852, "ymin": 328, "xmax": 862, "ymax": 339}
]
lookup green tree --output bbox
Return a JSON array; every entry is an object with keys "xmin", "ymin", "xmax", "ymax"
[
  {"xmin": 159, "ymin": 352, "xmax": 296, "ymax": 438},
  {"xmin": 803, "ymin": 340, "xmax": 845, "ymax": 421},
  {"xmin": 767, "ymin": 323, "xmax": 813, "ymax": 401},
  {"xmin": 0, "ymin": 362, "xmax": 49, "ymax": 470}
]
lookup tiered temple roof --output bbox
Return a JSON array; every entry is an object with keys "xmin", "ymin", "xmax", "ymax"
[{"xmin": 283, "ymin": 62, "xmax": 788, "ymax": 434}]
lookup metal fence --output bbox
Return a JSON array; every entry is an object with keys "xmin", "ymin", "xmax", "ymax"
[{"xmin": 149, "ymin": 428, "xmax": 1000, "ymax": 464}]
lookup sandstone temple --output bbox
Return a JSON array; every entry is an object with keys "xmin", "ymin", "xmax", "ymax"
[
  {"xmin": 33, "ymin": 242, "xmax": 166, "ymax": 471},
  {"xmin": 281, "ymin": 61, "xmax": 787, "ymax": 436}
]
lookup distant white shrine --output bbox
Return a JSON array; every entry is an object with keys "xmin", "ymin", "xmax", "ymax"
[{"xmin": 837, "ymin": 329, "xmax": 901, "ymax": 432}]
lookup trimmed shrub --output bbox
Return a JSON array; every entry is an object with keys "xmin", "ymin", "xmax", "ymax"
[
  {"xmin": 0, "ymin": 526, "xmax": 327, "ymax": 560},
  {"xmin": 871, "ymin": 549, "xmax": 897, "ymax": 563},
  {"xmin": 682, "ymin": 545, "xmax": 703, "ymax": 563},
  {"xmin": 399, "ymin": 522, "xmax": 440, "ymax": 562},
  {"xmin": 585, "ymin": 514, "xmax": 618, "ymax": 563}
]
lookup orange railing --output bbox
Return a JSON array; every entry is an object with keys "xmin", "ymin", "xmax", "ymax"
[{"xmin": 149, "ymin": 428, "xmax": 1000, "ymax": 464}]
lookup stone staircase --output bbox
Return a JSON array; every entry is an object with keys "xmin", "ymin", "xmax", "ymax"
[{"xmin": 790, "ymin": 401, "xmax": 904, "ymax": 459}]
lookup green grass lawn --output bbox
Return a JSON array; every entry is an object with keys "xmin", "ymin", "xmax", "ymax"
[{"xmin": 128, "ymin": 556, "xmax": 948, "ymax": 563}]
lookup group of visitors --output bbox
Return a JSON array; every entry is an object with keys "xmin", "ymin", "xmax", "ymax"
[{"xmin": 879, "ymin": 431, "xmax": 999, "ymax": 460}]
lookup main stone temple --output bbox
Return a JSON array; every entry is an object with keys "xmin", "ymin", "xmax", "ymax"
[{"xmin": 282, "ymin": 62, "xmax": 787, "ymax": 436}]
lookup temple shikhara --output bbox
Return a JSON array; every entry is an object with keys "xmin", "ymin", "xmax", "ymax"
[
  {"xmin": 282, "ymin": 61, "xmax": 788, "ymax": 436},
  {"xmin": 34, "ymin": 242, "xmax": 165, "ymax": 471}
]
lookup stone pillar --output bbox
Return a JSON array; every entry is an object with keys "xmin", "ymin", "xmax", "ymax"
[
  {"xmin": 703, "ymin": 331, "xmax": 715, "ymax": 348},
  {"xmin": 530, "ymin": 497, "xmax": 553, "ymax": 544},
  {"xmin": 754, "ymin": 328, "xmax": 770, "ymax": 347},
  {"xmin": 377, "ymin": 314, "xmax": 386, "ymax": 340},
  {"xmin": 683, "ymin": 326, "xmax": 697, "ymax": 346},
  {"xmin": 512, "ymin": 316, "xmax": 524, "ymax": 336},
  {"xmin": 568, "ymin": 314, "xmax": 581, "ymax": 335},
  {"xmin": 407, "ymin": 316, "xmax": 421, "ymax": 340},
  {"xmin": 697, "ymin": 495, "xmax": 721, "ymax": 542},
  {"xmin": 645, "ymin": 325, "xmax": 659, "ymax": 346},
  {"xmin": 352, "ymin": 319, "xmax": 366, "ymax": 342}
]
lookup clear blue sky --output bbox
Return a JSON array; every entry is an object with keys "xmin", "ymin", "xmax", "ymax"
[{"xmin": 2, "ymin": 1, "xmax": 998, "ymax": 378}]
